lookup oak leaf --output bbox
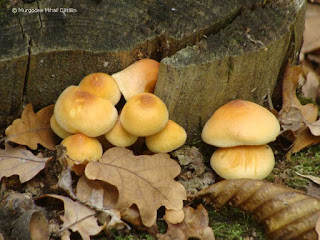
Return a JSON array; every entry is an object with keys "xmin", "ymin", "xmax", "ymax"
[
  {"xmin": 0, "ymin": 144, "xmax": 51, "ymax": 183},
  {"xmin": 158, "ymin": 205, "xmax": 215, "ymax": 240},
  {"xmin": 5, "ymin": 104, "xmax": 56, "ymax": 150},
  {"xmin": 197, "ymin": 179, "xmax": 320, "ymax": 240},
  {"xmin": 85, "ymin": 147, "xmax": 187, "ymax": 227},
  {"xmin": 42, "ymin": 194, "xmax": 104, "ymax": 240}
]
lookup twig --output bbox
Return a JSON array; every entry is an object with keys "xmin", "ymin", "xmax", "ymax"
[
  {"xmin": 57, "ymin": 213, "xmax": 96, "ymax": 236},
  {"xmin": 267, "ymin": 88, "xmax": 274, "ymax": 109}
]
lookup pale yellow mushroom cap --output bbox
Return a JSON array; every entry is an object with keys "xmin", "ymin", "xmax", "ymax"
[
  {"xmin": 104, "ymin": 117, "xmax": 138, "ymax": 147},
  {"xmin": 210, "ymin": 145, "xmax": 275, "ymax": 180},
  {"xmin": 54, "ymin": 86, "xmax": 118, "ymax": 137},
  {"xmin": 146, "ymin": 120, "xmax": 187, "ymax": 153},
  {"xmin": 112, "ymin": 59, "xmax": 160, "ymax": 100},
  {"xmin": 202, "ymin": 99, "xmax": 280, "ymax": 147},
  {"xmin": 164, "ymin": 209, "xmax": 185, "ymax": 224},
  {"xmin": 50, "ymin": 115, "xmax": 72, "ymax": 139},
  {"xmin": 79, "ymin": 72, "xmax": 121, "ymax": 105},
  {"xmin": 120, "ymin": 93, "xmax": 169, "ymax": 136},
  {"xmin": 61, "ymin": 133, "xmax": 103, "ymax": 175}
]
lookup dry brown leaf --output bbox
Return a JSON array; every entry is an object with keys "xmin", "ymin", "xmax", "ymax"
[
  {"xmin": 158, "ymin": 205, "xmax": 215, "ymax": 240},
  {"xmin": 197, "ymin": 179, "xmax": 320, "ymax": 240},
  {"xmin": 41, "ymin": 194, "xmax": 104, "ymax": 240},
  {"xmin": 5, "ymin": 104, "xmax": 56, "ymax": 150},
  {"xmin": 316, "ymin": 215, "xmax": 320, "ymax": 240},
  {"xmin": 296, "ymin": 172, "xmax": 320, "ymax": 185},
  {"xmin": 85, "ymin": 147, "xmax": 187, "ymax": 227},
  {"xmin": 287, "ymin": 127, "xmax": 320, "ymax": 157},
  {"xmin": 0, "ymin": 144, "xmax": 51, "ymax": 183},
  {"xmin": 307, "ymin": 120, "xmax": 320, "ymax": 136},
  {"xmin": 302, "ymin": 71, "xmax": 320, "ymax": 102},
  {"xmin": 302, "ymin": 3, "xmax": 320, "ymax": 55}
]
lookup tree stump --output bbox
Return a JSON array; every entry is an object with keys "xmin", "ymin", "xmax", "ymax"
[{"xmin": 0, "ymin": 0, "xmax": 305, "ymax": 143}]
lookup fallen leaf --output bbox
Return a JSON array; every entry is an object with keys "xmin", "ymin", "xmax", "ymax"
[
  {"xmin": 307, "ymin": 120, "xmax": 320, "ymax": 136},
  {"xmin": 296, "ymin": 172, "xmax": 320, "ymax": 185},
  {"xmin": 76, "ymin": 175, "xmax": 118, "ymax": 210},
  {"xmin": 302, "ymin": 71, "xmax": 320, "ymax": 102},
  {"xmin": 307, "ymin": 182, "xmax": 320, "ymax": 200},
  {"xmin": 197, "ymin": 179, "xmax": 320, "ymax": 240},
  {"xmin": 41, "ymin": 194, "xmax": 104, "ymax": 240},
  {"xmin": 85, "ymin": 147, "xmax": 187, "ymax": 227},
  {"xmin": 302, "ymin": 3, "xmax": 320, "ymax": 55},
  {"xmin": 316, "ymin": 215, "xmax": 320, "ymax": 240},
  {"xmin": 158, "ymin": 205, "xmax": 215, "ymax": 240},
  {"xmin": 0, "ymin": 144, "xmax": 51, "ymax": 183},
  {"xmin": 5, "ymin": 104, "xmax": 56, "ymax": 150}
]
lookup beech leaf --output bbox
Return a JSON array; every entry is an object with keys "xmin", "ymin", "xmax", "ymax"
[
  {"xmin": 42, "ymin": 194, "xmax": 104, "ymax": 240},
  {"xmin": 158, "ymin": 205, "xmax": 215, "ymax": 240},
  {"xmin": 5, "ymin": 104, "xmax": 56, "ymax": 150},
  {"xmin": 197, "ymin": 179, "xmax": 320, "ymax": 240},
  {"xmin": 85, "ymin": 147, "xmax": 187, "ymax": 227},
  {"xmin": 0, "ymin": 144, "xmax": 51, "ymax": 183}
]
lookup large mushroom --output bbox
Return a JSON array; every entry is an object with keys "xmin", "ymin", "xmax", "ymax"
[{"xmin": 202, "ymin": 99, "xmax": 280, "ymax": 180}]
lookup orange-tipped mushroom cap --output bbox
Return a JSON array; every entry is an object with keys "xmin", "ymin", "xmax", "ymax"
[
  {"xmin": 50, "ymin": 115, "xmax": 72, "ymax": 139},
  {"xmin": 210, "ymin": 145, "xmax": 275, "ymax": 180},
  {"xmin": 54, "ymin": 86, "xmax": 118, "ymax": 137},
  {"xmin": 120, "ymin": 93, "xmax": 168, "ymax": 136},
  {"xmin": 112, "ymin": 59, "xmax": 160, "ymax": 100},
  {"xmin": 146, "ymin": 120, "xmax": 187, "ymax": 153},
  {"xmin": 61, "ymin": 133, "xmax": 103, "ymax": 175},
  {"xmin": 104, "ymin": 117, "xmax": 138, "ymax": 147},
  {"xmin": 79, "ymin": 72, "xmax": 121, "ymax": 105},
  {"xmin": 202, "ymin": 99, "xmax": 280, "ymax": 147}
]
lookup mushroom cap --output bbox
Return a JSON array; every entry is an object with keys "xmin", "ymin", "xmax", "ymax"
[
  {"xmin": 79, "ymin": 72, "xmax": 121, "ymax": 105},
  {"xmin": 54, "ymin": 86, "xmax": 118, "ymax": 137},
  {"xmin": 164, "ymin": 208, "xmax": 185, "ymax": 224},
  {"xmin": 104, "ymin": 117, "xmax": 138, "ymax": 147},
  {"xmin": 112, "ymin": 59, "xmax": 160, "ymax": 100},
  {"xmin": 50, "ymin": 115, "xmax": 72, "ymax": 139},
  {"xmin": 210, "ymin": 145, "xmax": 275, "ymax": 180},
  {"xmin": 120, "ymin": 93, "xmax": 169, "ymax": 136},
  {"xmin": 61, "ymin": 133, "xmax": 103, "ymax": 175},
  {"xmin": 202, "ymin": 99, "xmax": 280, "ymax": 147},
  {"xmin": 146, "ymin": 120, "xmax": 187, "ymax": 153}
]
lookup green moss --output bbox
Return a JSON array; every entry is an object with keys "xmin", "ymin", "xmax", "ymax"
[
  {"xmin": 208, "ymin": 206, "xmax": 266, "ymax": 240},
  {"xmin": 268, "ymin": 144, "xmax": 320, "ymax": 191}
]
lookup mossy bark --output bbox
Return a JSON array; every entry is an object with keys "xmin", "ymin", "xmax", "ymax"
[{"xmin": 0, "ymin": 0, "xmax": 306, "ymax": 143}]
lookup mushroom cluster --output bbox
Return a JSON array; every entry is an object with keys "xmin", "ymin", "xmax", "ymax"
[
  {"xmin": 201, "ymin": 99, "xmax": 280, "ymax": 180},
  {"xmin": 50, "ymin": 59, "xmax": 187, "ymax": 173}
]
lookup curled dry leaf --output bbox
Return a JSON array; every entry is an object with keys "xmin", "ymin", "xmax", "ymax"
[
  {"xmin": 158, "ymin": 205, "xmax": 215, "ymax": 240},
  {"xmin": 41, "ymin": 194, "xmax": 104, "ymax": 240},
  {"xmin": 85, "ymin": 147, "xmax": 187, "ymax": 227},
  {"xmin": 296, "ymin": 172, "xmax": 320, "ymax": 185},
  {"xmin": 0, "ymin": 144, "xmax": 51, "ymax": 183},
  {"xmin": 197, "ymin": 179, "xmax": 320, "ymax": 240},
  {"xmin": 302, "ymin": 3, "xmax": 320, "ymax": 55},
  {"xmin": 5, "ymin": 104, "xmax": 56, "ymax": 150}
]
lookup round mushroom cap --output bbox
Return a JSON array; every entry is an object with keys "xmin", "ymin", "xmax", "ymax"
[
  {"xmin": 202, "ymin": 99, "xmax": 280, "ymax": 147},
  {"xmin": 50, "ymin": 115, "xmax": 72, "ymax": 139},
  {"xmin": 54, "ymin": 86, "xmax": 118, "ymax": 137},
  {"xmin": 104, "ymin": 117, "xmax": 138, "ymax": 147},
  {"xmin": 120, "ymin": 93, "xmax": 169, "ymax": 136},
  {"xmin": 61, "ymin": 133, "xmax": 103, "ymax": 175},
  {"xmin": 79, "ymin": 72, "xmax": 121, "ymax": 105},
  {"xmin": 164, "ymin": 208, "xmax": 185, "ymax": 224},
  {"xmin": 112, "ymin": 59, "xmax": 160, "ymax": 100},
  {"xmin": 146, "ymin": 120, "xmax": 187, "ymax": 153},
  {"xmin": 210, "ymin": 145, "xmax": 275, "ymax": 180}
]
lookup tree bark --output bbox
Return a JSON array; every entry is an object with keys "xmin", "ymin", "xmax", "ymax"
[{"xmin": 0, "ymin": 0, "xmax": 306, "ymax": 143}]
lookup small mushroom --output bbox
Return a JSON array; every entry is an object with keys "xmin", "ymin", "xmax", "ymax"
[
  {"xmin": 210, "ymin": 145, "xmax": 275, "ymax": 180},
  {"xmin": 146, "ymin": 120, "xmax": 187, "ymax": 153},
  {"xmin": 201, "ymin": 99, "xmax": 280, "ymax": 147},
  {"xmin": 104, "ymin": 117, "xmax": 138, "ymax": 147},
  {"xmin": 164, "ymin": 208, "xmax": 185, "ymax": 224},
  {"xmin": 61, "ymin": 133, "xmax": 103, "ymax": 175},
  {"xmin": 120, "ymin": 93, "xmax": 168, "ymax": 136},
  {"xmin": 78, "ymin": 72, "xmax": 121, "ymax": 105},
  {"xmin": 54, "ymin": 86, "xmax": 118, "ymax": 137},
  {"xmin": 112, "ymin": 59, "xmax": 160, "ymax": 100},
  {"xmin": 50, "ymin": 114, "xmax": 72, "ymax": 139}
]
